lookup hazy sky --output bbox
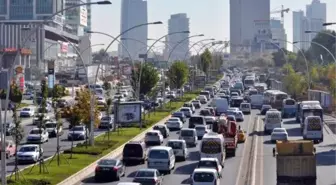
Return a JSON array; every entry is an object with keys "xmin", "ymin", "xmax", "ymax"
[{"xmin": 90, "ymin": 0, "xmax": 336, "ymax": 52}]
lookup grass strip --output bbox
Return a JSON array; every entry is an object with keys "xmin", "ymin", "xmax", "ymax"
[{"xmin": 8, "ymin": 93, "xmax": 198, "ymax": 185}]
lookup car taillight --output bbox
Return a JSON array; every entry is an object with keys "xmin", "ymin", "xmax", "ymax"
[
  {"xmin": 153, "ymin": 179, "xmax": 159, "ymax": 183},
  {"xmin": 95, "ymin": 166, "xmax": 100, "ymax": 171},
  {"xmin": 113, "ymin": 167, "xmax": 118, "ymax": 171}
]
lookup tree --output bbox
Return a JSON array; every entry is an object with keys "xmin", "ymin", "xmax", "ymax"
[
  {"xmin": 282, "ymin": 64, "xmax": 308, "ymax": 99},
  {"xmin": 72, "ymin": 89, "xmax": 100, "ymax": 146},
  {"xmin": 92, "ymin": 49, "xmax": 109, "ymax": 63},
  {"xmin": 308, "ymin": 30, "xmax": 336, "ymax": 64},
  {"xmin": 67, "ymin": 111, "xmax": 81, "ymax": 159},
  {"xmin": 8, "ymin": 84, "xmax": 24, "ymax": 181},
  {"xmin": 199, "ymin": 49, "xmax": 212, "ymax": 75},
  {"xmin": 131, "ymin": 63, "xmax": 159, "ymax": 97},
  {"xmin": 272, "ymin": 48, "xmax": 289, "ymax": 67},
  {"xmin": 167, "ymin": 61, "xmax": 189, "ymax": 89}
]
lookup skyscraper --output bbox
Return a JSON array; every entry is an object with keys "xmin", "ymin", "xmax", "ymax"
[
  {"xmin": 230, "ymin": 0, "xmax": 270, "ymax": 53},
  {"xmin": 167, "ymin": 13, "xmax": 190, "ymax": 62},
  {"xmin": 270, "ymin": 19, "xmax": 287, "ymax": 49},
  {"xmin": 292, "ymin": 0, "xmax": 326, "ymax": 52},
  {"xmin": 65, "ymin": 0, "xmax": 89, "ymax": 36},
  {"xmin": 120, "ymin": 0, "xmax": 148, "ymax": 60}
]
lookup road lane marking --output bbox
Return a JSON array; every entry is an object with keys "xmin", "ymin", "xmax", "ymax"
[
  {"xmin": 259, "ymin": 117, "xmax": 264, "ymax": 185},
  {"xmin": 234, "ymin": 112, "xmax": 253, "ymax": 185},
  {"xmin": 250, "ymin": 117, "xmax": 259, "ymax": 185}
]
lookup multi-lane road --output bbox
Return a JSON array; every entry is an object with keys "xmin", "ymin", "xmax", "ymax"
[
  {"xmin": 0, "ymin": 97, "xmax": 107, "ymax": 176},
  {"xmin": 76, "ymin": 104, "xmax": 336, "ymax": 185},
  {"xmin": 78, "ymin": 101, "xmax": 257, "ymax": 185}
]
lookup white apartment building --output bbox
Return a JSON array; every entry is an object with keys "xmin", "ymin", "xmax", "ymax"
[
  {"xmin": 65, "ymin": 0, "xmax": 90, "ymax": 36},
  {"xmin": 167, "ymin": 13, "xmax": 190, "ymax": 62},
  {"xmin": 119, "ymin": 0, "xmax": 148, "ymax": 60}
]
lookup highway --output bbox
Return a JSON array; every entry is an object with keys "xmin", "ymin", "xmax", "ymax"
[
  {"xmin": 255, "ymin": 113, "xmax": 336, "ymax": 185},
  {"xmin": 78, "ymin": 101, "xmax": 258, "ymax": 185}
]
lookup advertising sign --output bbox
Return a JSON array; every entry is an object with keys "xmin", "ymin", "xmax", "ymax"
[
  {"xmin": 14, "ymin": 66, "xmax": 24, "ymax": 92},
  {"xmin": 122, "ymin": 66, "xmax": 132, "ymax": 75},
  {"xmin": 48, "ymin": 60, "xmax": 55, "ymax": 88},
  {"xmin": 116, "ymin": 102, "xmax": 142, "ymax": 124},
  {"xmin": 79, "ymin": 7, "xmax": 88, "ymax": 27},
  {"xmin": 254, "ymin": 20, "xmax": 272, "ymax": 42},
  {"xmin": 60, "ymin": 42, "xmax": 69, "ymax": 53}
]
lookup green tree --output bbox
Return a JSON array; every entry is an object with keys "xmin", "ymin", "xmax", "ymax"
[
  {"xmin": 8, "ymin": 84, "xmax": 24, "ymax": 180},
  {"xmin": 308, "ymin": 30, "xmax": 336, "ymax": 64},
  {"xmin": 199, "ymin": 49, "xmax": 212, "ymax": 75},
  {"xmin": 131, "ymin": 63, "xmax": 160, "ymax": 97},
  {"xmin": 67, "ymin": 110, "xmax": 81, "ymax": 159},
  {"xmin": 167, "ymin": 61, "xmax": 189, "ymax": 89},
  {"xmin": 282, "ymin": 64, "xmax": 307, "ymax": 99},
  {"xmin": 92, "ymin": 49, "xmax": 109, "ymax": 63},
  {"xmin": 272, "ymin": 48, "xmax": 289, "ymax": 67}
]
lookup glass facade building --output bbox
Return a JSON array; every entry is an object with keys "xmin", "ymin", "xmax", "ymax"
[
  {"xmin": 35, "ymin": 0, "xmax": 53, "ymax": 14},
  {"xmin": 9, "ymin": 0, "xmax": 34, "ymax": 20}
]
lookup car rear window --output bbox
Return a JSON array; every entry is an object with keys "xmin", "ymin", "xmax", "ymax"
[
  {"xmin": 146, "ymin": 132, "xmax": 158, "ymax": 136},
  {"xmin": 190, "ymin": 117, "xmax": 203, "ymax": 124},
  {"xmin": 123, "ymin": 144, "xmax": 143, "ymax": 157}
]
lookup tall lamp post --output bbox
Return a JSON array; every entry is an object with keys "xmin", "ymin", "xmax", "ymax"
[
  {"xmin": 293, "ymin": 41, "xmax": 336, "ymax": 63},
  {"xmin": 167, "ymin": 34, "xmax": 204, "ymax": 62},
  {"xmin": 120, "ymin": 38, "xmax": 160, "ymax": 61},
  {"xmin": 183, "ymin": 38, "xmax": 215, "ymax": 61},
  {"xmin": 0, "ymin": 1, "xmax": 112, "ymax": 183},
  {"xmin": 323, "ymin": 22, "xmax": 336, "ymax": 26}
]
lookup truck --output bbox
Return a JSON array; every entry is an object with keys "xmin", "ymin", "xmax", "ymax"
[
  {"xmin": 212, "ymin": 116, "xmax": 238, "ymax": 157},
  {"xmin": 272, "ymin": 140, "xmax": 316, "ymax": 185}
]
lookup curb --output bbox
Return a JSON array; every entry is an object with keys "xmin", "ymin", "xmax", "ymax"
[{"xmin": 57, "ymin": 115, "xmax": 171, "ymax": 185}]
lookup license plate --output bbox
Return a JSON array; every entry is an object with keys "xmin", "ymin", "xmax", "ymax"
[{"xmin": 102, "ymin": 168, "xmax": 110, "ymax": 171}]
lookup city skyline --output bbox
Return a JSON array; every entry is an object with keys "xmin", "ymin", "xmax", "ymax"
[{"xmin": 91, "ymin": 0, "xmax": 336, "ymax": 52}]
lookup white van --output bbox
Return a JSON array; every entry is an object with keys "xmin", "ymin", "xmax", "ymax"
[
  {"xmin": 199, "ymin": 133, "xmax": 225, "ymax": 166},
  {"xmin": 303, "ymin": 116, "xmax": 323, "ymax": 142},
  {"xmin": 167, "ymin": 139, "xmax": 188, "ymax": 161},
  {"xmin": 179, "ymin": 128, "xmax": 197, "ymax": 147},
  {"xmin": 191, "ymin": 168, "xmax": 221, "ymax": 185},
  {"xmin": 240, "ymin": 103, "xmax": 251, "ymax": 114},
  {"xmin": 264, "ymin": 110, "xmax": 282, "ymax": 134},
  {"xmin": 147, "ymin": 146, "xmax": 176, "ymax": 173}
]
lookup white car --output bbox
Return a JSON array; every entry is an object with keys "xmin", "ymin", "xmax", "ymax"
[
  {"xmin": 228, "ymin": 107, "xmax": 239, "ymax": 112},
  {"xmin": 195, "ymin": 125, "xmax": 209, "ymax": 139},
  {"xmin": 26, "ymin": 128, "xmax": 49, "ymax": 143},
  {"xmin": 166, "ymin": 92, "xmax": 176, "ymax": 99},
  {"xmin": 145, "ymin": 130, "xmax": 163, "ymax": 145},
  {"xmin": 45, "ymin": 121, "xmax": 63, "ymax": 137},
  {"xmin": 198, "ymin": 95, "xmax": 207, "ymax": 104},
  {"xmin": 167, "ymin": 117, "xmax": 181, "ymax": 123},
  {"xmin": 23, "ymin": 92, "xmax": 34, "ymax": 100},
  {"xmin": 167, "ymin": 139, "xmax": 188, "ymax": 161},
  {"xmin": 234, "ymin": 111, "xmax": 244, "ymax": 122},
  {"xmin": 271, "ymin": 128, "xmax": 288, "ymax": 143},
  {"xmin": 96, "ymin": 96, "xmax": 105, "ymax": 103},
  {"xmin": 33, "ymin": 114, "xmax": 50, "ymax": 125},
  {"xmin": 204, "ymin": 116, "xmax": 216, "ymax": 124},
  {"xmin": 180, "ymin": 107, "xmax": 192, "ymax": 117},
  {"xmin": 17, "ymin": 144, "xmax": 43, "ymax": 164},
  {"xmin": 197, "ymin": 157, "xmax": 223, "ymax": 175},
  {"xmin": 166, "ymin": 120, "xmax": 183, "ymax": 130},
  {"xmin": 240, "ymin": 103, "xmax": 251, "ymax": 114},
  {"xmin": 191, "ymin": 100, "xmax": 202, "ymax": 109},
  {"xmin": 20, "ymin": 107, "xmax": 35, "ymax": 117}
]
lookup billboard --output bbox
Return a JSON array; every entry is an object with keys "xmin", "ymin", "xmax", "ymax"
[
  {"xmin": 254, "ymin": 20, "xmax": 272, "ymax": 42},
  {"xmin": 60, "ymin": 42, "xmax": 68, "ymax": 53},
  {"xmin": 48, "ymin": 60, "xmax": 55, "ymax": 88},
  {"xmin": 79, "ymin": 7, "xmax": 88, "ymax": 27},
  {"xmin": 115, "ymin": 102, "xmax": 142, "ymax": 125},
  {"xmin": 14, "ymin": 66, "xmax": 24, "ymax": 92}
]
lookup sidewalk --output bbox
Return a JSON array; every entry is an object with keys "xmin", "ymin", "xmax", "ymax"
[{"xmin": 325, "ymin": 114, "xmax": 336, "ymax": 134}]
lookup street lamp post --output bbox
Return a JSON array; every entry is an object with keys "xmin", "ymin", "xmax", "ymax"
[
  {"xmin": 183, "ymin": 39, "xmax": 215, "ymax": 61},
  {"xmin": 293, "ymin": 41, "xmax": 336, "ymax": 63},
  {"xmin": 305, "ymin": 30, "xmax": 336, "ymax": 39},
  {"xmin": 167, "ymin": 34, "xmax": 204, "ymax": 62},
  {"xmin": 323, "ymin": 22, "xmax": 336, "ymax": 26},
  {"xmin": 120, "ymin": 38, "xmax": 160, "ymax": 61}
]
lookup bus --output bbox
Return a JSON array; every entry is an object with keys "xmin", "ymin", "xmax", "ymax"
[
  {"xmin": 254, "ymin": 83, "xmax": 267, "ymax": 94},
  {"xmin": 281, "ymin": 99, "xmax": 297, "ymax": 118},
  {"xmin": 303, "ymin": 116, "xmax": 323, "ymax": 142},
  {"xmin": 298, "ymin": 103, "xmax": 323, "ymax": 129},
  {"xmin": 296, "ymin": 101, "xmax": 322, "ymax": 123},
  {"xmin": 243, "ymin": 76, "xmax": 255, "ymax": 89},
  {"xmin": 270, "ymin": 91, "xmax": 288, "ymax": 110},
  {"xmin": 199, "ymin": 132, "xmax": 226, "ymax": 166},
  {"xmin": 263, "ymin": 90, "xmax": 280, "ymax": 105}
]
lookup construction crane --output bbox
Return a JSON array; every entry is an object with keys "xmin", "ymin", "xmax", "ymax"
[{"xmin": 270, "ymin": 5, "xmax": 290, "ymax": 24}]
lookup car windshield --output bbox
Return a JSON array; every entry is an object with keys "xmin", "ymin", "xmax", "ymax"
[
  {"xmin": 148, "ymin": 150, "xmax": 168, "ymax": 159},
  {"xmin": 198, "ymin": 161, "xmax": 217, "ymax": 169},
  {"xmin": 146, "ymin": 132, "xmax": 158, "ymax": 136},
  {"xmin": 101, "ymin": 117, "xmax": 111, "ymax": 121},
  {"xmin": 241, "ymin": 104, "xmax": 250, "ymax": 108},
  {"xmin": 19, "ymin": 146, "xmax": 37, "ymax": 152},
  {"xmin": 168, "ymin": 118, "xmax": 179, "ymax": 122},
  {"xmin": 192, "ymin": 101, "xmax": 199, "ymax": 103},
  {"xmin": 70, "ymin": 127, "xmax": 84, "ymax": 131},
  {"xmin": 30, "ymin": 129, "xmax": 42, "ymax": 134},
  {"xmin": 181, "ymin": 130, "xmax": 194, "ymax": 136},
  {"xmin": 205, "ymin": 117, "xmax": 215, "ymax": 121},
  {"xmin": 45, "ymin": 123, "xmax": 57, "ymax": 128},
  {"xmin": 123, "ymin": 144, "xmax": 143, "ymax": 156},
  {"xmin": 98, "ymin": 159, "xmax": 117, "ymax": 166},
  {"xmin": 173, "ymin": 112, "xmax": 183, "ymax": 117},
  {"xmin": 167, "ymin": 142, "xmax": 183, "ymax": 149},
  {"xmin": 195, "ymin": 126, "xmax": 206, "ymax": 131},
  {"xmin": 193, "ymin": 172, "xmax": 215, "ymax": 182},
  {"xmin": 181, "ymin": 108, "xmax": 189, "ymax": 112},
  {"xmin": 136, "ymin": 170, "xmax": 155, "ymax": 178},
  {"xmin": 22, "ymin": 108, "xmax": 30, "ymax": 111},
  {"xmin": 273, "ymin": 129, "xmax": 285, "ymax": 133}
]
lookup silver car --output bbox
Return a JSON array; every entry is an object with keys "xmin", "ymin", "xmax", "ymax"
[{"xmin": 270, "ymin": 128, "xmax": 288, "ymax": 143}]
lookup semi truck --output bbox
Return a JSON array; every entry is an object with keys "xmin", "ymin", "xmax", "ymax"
[{"xmin": 272, "ymin": 140, "xmax": 317, "ymax": 185}]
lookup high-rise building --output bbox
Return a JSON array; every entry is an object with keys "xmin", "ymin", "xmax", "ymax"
[
  {"xmin": 65, "ymin": 0, "xmax": 89, "ymax": 36},
  {"xmin": 167, "ymin": 13, "xmax": 190, "ymax": 62},
  {"xmin": 306, "ymin": 0, "xmax": 326, "ymax": 46},
  {"xmin": 230, "ymin": 0, "xmax": 270, "ymax": 53},
  {"xmin": 270, "ymin": 19, "xmax": 287, "ymax": 50},
  {"xmin": 119, "ymin": 0, "xmax": 148, "ymax": 60},
  {"xmin": 292, "ymin": 0, "xmax": 326, "ymax": 52}
]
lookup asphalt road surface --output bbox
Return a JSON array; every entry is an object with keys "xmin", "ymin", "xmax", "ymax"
[
  {"xmin": 79, "ymin": 101, "xmax": 257, "ymax": 185},
  {"xmin": 256, "ymin": 113, "xmax": 336, "ymax": 185}
]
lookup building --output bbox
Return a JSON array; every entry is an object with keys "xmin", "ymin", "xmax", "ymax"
[
  {"xmin": 119, "ymin": 0, "xmax": 148, "ymax": 60},
  {"xmin": 0, "ymin": 0, "xmax": 80, "ymax": 83},
  {"xmin": 292, "ymin": 0, "xmax": 326, "ymax": 52},
  {"xmin": 270, "ymin": 19, "xmax": 287, "ymax": 50},
  {"xmin": 306, "ymin": 0, "xmax": 326, "ymax": 46},
  {"xmin": 230, "ymin": 0, "xmax": 270, "ymax": 54},
  {"xmin": 167, "ymin": 13, "xmax": 190, "ymax": 62},
  {"xmin": 65, "ymin": 0, "xmax": 89, "ymax": 36}
]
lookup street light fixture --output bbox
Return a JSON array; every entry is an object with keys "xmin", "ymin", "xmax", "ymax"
[
  {"xmin": 293, "ymin": 40, "xmax": 336, "ymax": 63},
  {"xmin": 167, "ymin": 34, "xmax": 204, "ymax": 62},
  {"xmin": 305, "ymin": 30, "xmax": 336, "ymax": 39},
  {"xmin": 96, "ymin": 0, "xmax": 112, "ymax": 4},
  {"xmin": 323, "ymin": 22, "xmax": 336, "ymax": 26}
]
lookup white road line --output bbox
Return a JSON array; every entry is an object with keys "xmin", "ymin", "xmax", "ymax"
[
  {"xmin": 251, "ymin": 117, "xmax": 259, "ymax": 185},
  {"xmin": 259, "ymin": 117, "xmax": 264, "ymax": 185},
  {"xmin": 234, "ymin": 113, "xmax": 253, "ymax": 185}
]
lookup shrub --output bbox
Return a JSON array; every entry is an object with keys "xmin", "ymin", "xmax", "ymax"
[
  {"xmin": 64, "ymin": 141, "xmax": 118, "ymax": 155},
  {"xmin": 7, "ymin": 179, "xmax": 51, "ymax": 185}
]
